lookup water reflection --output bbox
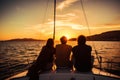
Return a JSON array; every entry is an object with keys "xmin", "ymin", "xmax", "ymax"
[{"xmin": 0, "ymin": 41, "xmax": 120, "ymax": 79}]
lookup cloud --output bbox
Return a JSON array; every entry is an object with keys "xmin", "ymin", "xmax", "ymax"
[
  {"xmin": 98, "ymin": 16, "xmax": 120, "ymax": 28},
  {"xmin": 47, "ymin": 19, "xmax": 87, "ymax": 31},
  {"xmin": 88, "ymin": 26, "xmax": 119, "ymax": 30},
  {"xmin": 24, "ymin": 23, "xmax": 53, "ymax": 35},
  {"xmin": 57, "ymin": 0, "xmax": 78, "ymax": 10},
  {"xmin": 104, "ymin": 23, "xmax": 120, "ymax": 27},
  {"xmin": 57, "ymin": 13, "xmax": 77, "ymax": 22},
  {"xmin": 23, "ymin": 23, "xmax": 55, "ymax": 39},
  {"xmin": 46, "ymin": 12, "xmax": 88, "ymax": 30}
]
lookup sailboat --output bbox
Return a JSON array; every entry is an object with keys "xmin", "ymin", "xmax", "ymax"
[{"xmin": 6, "ymin": 0, "xmax": 120, "ymax": 80}]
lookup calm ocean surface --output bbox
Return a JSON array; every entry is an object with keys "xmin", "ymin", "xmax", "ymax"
[{"xmin": 0, "ymin": 41, "xmax": 120, "ymax": 79}]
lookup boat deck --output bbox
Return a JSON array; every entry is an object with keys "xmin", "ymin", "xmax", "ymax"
[{"xmin": 6, "ymin": 68, "xmax": 120, "ymax": 80}]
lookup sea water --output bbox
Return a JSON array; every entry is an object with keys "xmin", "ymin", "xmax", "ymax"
[{"xmin": 0, "ymin": 41, "xmax": 120, "ymax": 79}]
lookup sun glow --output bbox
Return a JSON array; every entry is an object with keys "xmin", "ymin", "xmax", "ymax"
[
  {"xmin": 1, "ymin": 0, "xmax": 119, "ymax": 41},
  {"xmin": 58, "ymin": 33, "xmax": 71, "ymax": 40},
  {"xmin": 55, "ymin": 29, "xmax": 78, "ymax": 41},
  {"xmin": 64, "ymin": 34, "xmax": 71, "ymax": 40}
]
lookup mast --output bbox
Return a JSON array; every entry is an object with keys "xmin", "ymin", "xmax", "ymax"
[{"xmin": 53, "ymin": 0, "xmax": 56, "ymax": 40}]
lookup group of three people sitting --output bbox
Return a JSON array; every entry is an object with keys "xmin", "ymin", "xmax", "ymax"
[{"xmin": 27, "ymin": 35, "xmax": 93, "ymax": 80}]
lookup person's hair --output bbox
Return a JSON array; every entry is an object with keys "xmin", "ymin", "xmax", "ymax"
[
  {"xmin": 60, "ymin": 36, "xmax": 67, "ymax": 44},
  {"xmin": 78, "ymin": 35, "xmax": 86, "ymax": 45},
  {"xmin": 46, "ymin": 38, "xmax": 54, "ymax": 47}
]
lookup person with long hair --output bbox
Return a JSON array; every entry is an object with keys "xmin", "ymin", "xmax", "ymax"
[{"xmin": 27, "ymin": 38, "xmax": 55, "ymax": 80}]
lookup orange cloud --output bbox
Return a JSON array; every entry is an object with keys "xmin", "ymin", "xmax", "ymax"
[{"xmin": 57, "ymin": 0, "xmax": 78, "ymax": 10}]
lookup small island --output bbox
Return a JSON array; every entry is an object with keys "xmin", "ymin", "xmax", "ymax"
[
  {"xmin": 4, "ymin": 38, "xmax": 45, "ymax": 42},
  {"xmin": 69, "ymin": 30, "xmax": 120, "ymax": 41}
]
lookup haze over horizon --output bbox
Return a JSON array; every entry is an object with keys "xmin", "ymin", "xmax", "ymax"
[{"xmin": 1, "ymin": 0, "xmax": 120, "ymax": 40}]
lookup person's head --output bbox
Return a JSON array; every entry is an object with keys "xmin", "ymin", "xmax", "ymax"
[
  {"xmin": 77, "ymin": 35, "xmax": 86, "ymax": 45},
  {"xmin": 46, "ymin": 38, "xmax": 54, "ymax": 47},
  {"xmin": 60, "ymin": 36, "xmax": 67, "ymax": 44}
]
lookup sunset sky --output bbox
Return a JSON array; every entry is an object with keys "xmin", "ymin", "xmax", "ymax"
[{"xmin": 0, "ymin": 0, "xmax": 120, "ymax": 40}]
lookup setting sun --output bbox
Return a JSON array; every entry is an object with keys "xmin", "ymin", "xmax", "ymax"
[
  {"xmin": 64, "ymin": 34, "xmax": 71, "ymax": 40},
  {"xmin": 0, "ymin": 0, "xmax": 120, "ymax": 41},
  {"xmin": 55, "ymin": 29, "xmax": 76, "ymax": 40}
]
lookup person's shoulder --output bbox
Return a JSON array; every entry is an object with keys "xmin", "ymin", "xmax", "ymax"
[
  {"xmin": 42, "ymin": 46, "xmax": 46, "ymax": 49},
  {"xmin": 56, "ymin": 44, "xmax": 61, "ymax": 47},
  {"xmin": 72, "ymin": 45, "xmax": 78, "ymax": 48},
  {"xmin": 86, "ymin": 45, "xmax": 92, "ymax": 50},
  {"xmin": 72, "ymin": 45, "xmax": 78, "ymax": 50},
  {"xmin": 66, "ymin": 44, "xmax": 72, "ymax": 48},
  {"xmin": 53, "ymin": 47, "xmax": 56, "ymax": 50},
  {"xmin": 72, "ymin": 45, "xmax": 78, "ymax": 52},
  {"xmin": 67, "ymin": 44, "xmax": 72, "ymax": 47},
  {"xmin": 86, "ymin": 45, "xmax": 91, "ymax": 48}
]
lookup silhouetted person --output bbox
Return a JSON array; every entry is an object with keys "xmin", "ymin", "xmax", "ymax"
[
  {"xmin": 55, "ymin": 36, "xmax": 73, "ymax": 70},
  {"xmin": 27, "ymin": 38, "xmax": 55, "ymax": 80},
  {"xmin": 72, "ymin": 35, "xmax": 92, "ymax": 72}
]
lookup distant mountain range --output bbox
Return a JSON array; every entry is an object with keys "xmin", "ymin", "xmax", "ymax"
[
  {"xmin": 4, "ymin": 38, "xmax": 45, "ymax": 41},
  {"xmin": 1, "ymin": 30, "xmax": 120, "ymax": 41},
  {"xmin": 69, "ymin": 30, "xmax": 120, "ymax": 41}
]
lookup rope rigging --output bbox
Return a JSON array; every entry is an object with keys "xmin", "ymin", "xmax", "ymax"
[
  {"xmin": 80, "ymin": 0, "xmax": 102, "ymax": 68},
  {"xmin": 42, "ymin": 0, "xmax": 50, "ymax": 26}
]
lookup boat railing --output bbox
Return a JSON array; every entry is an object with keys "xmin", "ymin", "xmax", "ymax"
[{"xmin": 93, "ymin": 55, "xmax": 120, "ymax": 77}]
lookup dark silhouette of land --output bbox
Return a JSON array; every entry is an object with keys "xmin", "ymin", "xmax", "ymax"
[
  {"xmin": 1, "ymin": 30, "xmax": 120, "ymax": 41},
  {"xmin": 69, "ymin": 30, "xmax": 120, "ymax": 41},
  {"xmin": 3, "ymin": 38, "xmax": 45, "ymax": 42}
]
